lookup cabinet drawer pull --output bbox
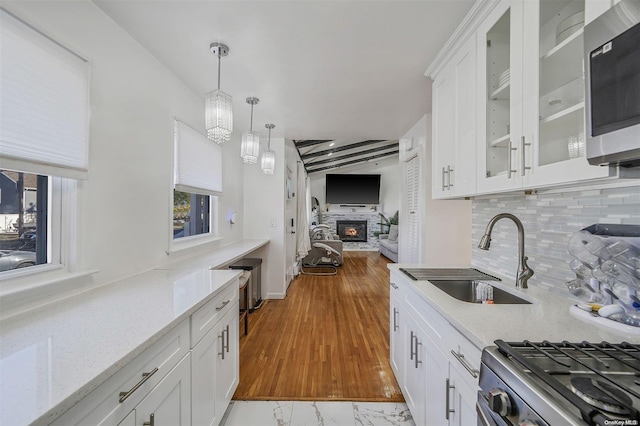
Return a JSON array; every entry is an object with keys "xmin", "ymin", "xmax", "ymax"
[
  {"xmin": 445, "ymin": 378, "xmax": 455, "ymax": 420},
  {"xmin": 414, "ymin": 339, "xmax": 422, "ymax": 369},
  {"xmin": 442, "ymin": 166, "xmax": 449, "ymax": 190},
  {"xmin": 216, "ymin": 300, "xmax": 231, "ymax": 311},
  {"xmin": 393, "ymin": 308, "xmax": 399, "ymax": 332},
  {"xmin": 521, "ymin": 136, "xmax": 531, "ymax": 176},
  {"xmin": 447, "ymin": 165, "xmax": 454, "ymax": 188},
  {"xmin": 143, "ymin": 413, "xmax": 155, "ymax": 426},
  {"xmin": 451, "ymin": 350, "xmax": 479, "ymax": 378},
  {"xmin": 390, "ymin": 282, "xmax": 399, "ymax": 290},
  {"xmin": 118, "ymin": 367, "xmax": 159, "ymax": 402}
]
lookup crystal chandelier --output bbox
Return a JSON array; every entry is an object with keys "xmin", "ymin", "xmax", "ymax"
[
  {"xmin": 205, "ymin": 42, "xmax": 232, "ymax": 144},
  {"xmin": 241, "ymin": 97, "xmax": 260, "ymax": 164},
  {"xmin": 261, "ymin": 124, "xmax": 276, "ymax": 175}
]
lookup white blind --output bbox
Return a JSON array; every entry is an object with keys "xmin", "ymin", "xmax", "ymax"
[
  {"xmin": 174, "ymin": 120, "xmax": 223, "ymax": 195},
  {"xmin": 0, "ymin": 9, "xmax": 90, "ymax": 179}
]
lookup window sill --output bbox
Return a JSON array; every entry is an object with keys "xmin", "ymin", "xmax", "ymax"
[
  {"xmin": 0, "ymin": 268, "xmax": 100, "ymax": 320},
  {"xmin": 167, "ymin": 233, "xmax": 224, "ymax": 255}
]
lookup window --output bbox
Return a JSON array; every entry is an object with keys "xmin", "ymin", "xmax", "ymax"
[
  {"xmin": 0, "ymin": 171, "xmax": 48, "ymax": 272},
  {"xmin": 171, "ymin": 120, "xmax": 223, "ymax": 247},
  {"xmin": 0, "ymin": 9, "xmax": 89, "ymax": 278},
  {"xmin": 173, "ymin": 190, "xmax": 211, "ymax": 239}
]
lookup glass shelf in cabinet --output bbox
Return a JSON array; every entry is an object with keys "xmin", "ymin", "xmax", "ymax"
[{"xmin": 539, "ymin": 102, "xmax": 584, "ymax": 125}]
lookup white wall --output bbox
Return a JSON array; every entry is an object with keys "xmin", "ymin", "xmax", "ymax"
[
  {"xmin": 2, "ymin": 0, "xmax": 245, "ymax": 288},
  {"xmin": 243, "ymin": 138, "xmax": 287, "ymax": 299},
  {"xmin": 309, "ymin": 159, "xmax": 402, "ymax": 219},
  {"xmin": 399, "ymin": 114, "xmax": 471, "ymax": 266}
]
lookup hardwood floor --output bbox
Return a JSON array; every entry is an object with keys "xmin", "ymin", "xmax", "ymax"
[{"xmin": 233, "ymin": 251, "xmax": 404, "ymax": 402}]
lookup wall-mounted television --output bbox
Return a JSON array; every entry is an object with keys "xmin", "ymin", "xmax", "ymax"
[{"xmin": 325, "ymin": 174, "xmax": 381, "ymax": 204}]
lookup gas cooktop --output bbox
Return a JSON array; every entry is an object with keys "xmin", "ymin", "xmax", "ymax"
[{"xmin": 479, "ymin": 340, "xmax": 640, "ymax": 426}]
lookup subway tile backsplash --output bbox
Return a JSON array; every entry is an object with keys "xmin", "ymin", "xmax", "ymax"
[{"xmin": 471, "ymin": 185, "xmax": 640, "ymax": 293}]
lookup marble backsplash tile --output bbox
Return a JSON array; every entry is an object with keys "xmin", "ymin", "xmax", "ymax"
[{"xmin": 471, "ymin": 185, "xmax": 640, "ymax": 292}]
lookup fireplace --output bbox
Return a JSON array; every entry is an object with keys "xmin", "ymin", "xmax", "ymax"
[{"xmin": 336, "ymin": 220, "xmax": 368, "ymax": 242}]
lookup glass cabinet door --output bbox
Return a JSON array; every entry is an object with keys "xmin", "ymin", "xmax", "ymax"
[
  {"xmin": 522, "ymin": 0, "xmax": 611, "ymax": 186},
  {"xmin": 476, "ymin": 0, "xmax": 524, "ymax": 193}
]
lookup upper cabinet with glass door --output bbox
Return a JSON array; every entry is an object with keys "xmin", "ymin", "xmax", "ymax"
[
  {"xmin": 476, "ymin": 0, "xmax": 615, "ymax": 195},
  {"xmin": 476, "ymin": 0, "xmax": 525, "ymax": 194},
  {"xmin": 520, "ymin": 0, "xmax": 613, "ymax": 187}
]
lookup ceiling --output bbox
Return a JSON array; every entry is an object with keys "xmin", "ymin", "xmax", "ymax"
[{"xmin": 93, "ymin": 0, "xmax": 475, "ymax": 171}]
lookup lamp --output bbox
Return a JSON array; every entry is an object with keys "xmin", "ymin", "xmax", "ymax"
[
  {"xmin": 261, "ymin": 123, "xmax": 276, "ymax": 175},
  {"xmin": 205, "ymin": 42, "xmax": 233, "ymax": 144},
  {"xmin": 241, "ymin": 97, "xmax": 260, "ymax": 163}
]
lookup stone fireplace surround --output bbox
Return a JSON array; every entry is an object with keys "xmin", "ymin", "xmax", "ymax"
[{"xmin": 319, "ymin": 212, "xmax": 381, "ymax": 251}]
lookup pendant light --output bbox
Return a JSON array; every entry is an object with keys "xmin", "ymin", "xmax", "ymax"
[
  {"xmin": 261, "ymin": 124, "xmax": 276, "ymax": 175},
  {"xmin": 241, "ymin": 97, "xmax": 260, "ymax": 163},
  {"xmin": 205, "ymin": 42, "xmax": 233, "ymax": 144}
]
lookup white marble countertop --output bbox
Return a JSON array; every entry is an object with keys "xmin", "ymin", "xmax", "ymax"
[
  {"xmin": 388, "ymin": 264, "xmax": 640, "ymax": 350},
  {"xmin": 0, "ymin": 239, "xmax": 269, "ymax": 426}
]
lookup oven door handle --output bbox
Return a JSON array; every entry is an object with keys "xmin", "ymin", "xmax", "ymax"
[{"xmin": 476, "ymin": 395, "xmax": 502, "ymax": 426}]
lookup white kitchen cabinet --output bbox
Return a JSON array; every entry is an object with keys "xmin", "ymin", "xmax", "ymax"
[
  {"xmin": 214, "ymin": 304, "xmax": 239, "ymax": 420},
  {"xmin": 51, "ymin": 321, "xmax": 190, "ymax": 426},
  {"xmin": 476, "ymin": 0, "xmax": 614, "ymax": 194},
  {"xmin": 191, "ymin": 303, "xmax": 238, "ymax": 426},
  {"xmin": 389, "ymin": 282, "xmax": 403, "ymax": 380},
  {"xmin": 50, "ymin": 278, "xmax": 240, "ymax": 426},
  {"xmin": 133, "ymin": 354, "xmax": 191, "ymax": 426},
  {"xmin": 389, "ymin": 272, "xmax": 481, "ymax": 425},
  {"xmin": 432, "ymin": 35, "xmax": 477, "ymax": 199}
]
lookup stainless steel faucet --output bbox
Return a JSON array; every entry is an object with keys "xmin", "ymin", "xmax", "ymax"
[{"xmin": 478, "ymin": 213, "xmax": 534, "ymax": 289}]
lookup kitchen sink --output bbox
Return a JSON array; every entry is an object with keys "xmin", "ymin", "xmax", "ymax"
[
  {"xmin": 427, "ymin": 280, "xmax": 531, "ymax": 304},
  {"xmin": 400, "ymin": 267, "xmax": 501, "ymax": 282}
]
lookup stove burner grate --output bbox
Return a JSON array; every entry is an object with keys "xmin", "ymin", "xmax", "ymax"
[{"xmin": 570, "ymin": 377, "xmax": 633, "ymax": 415}]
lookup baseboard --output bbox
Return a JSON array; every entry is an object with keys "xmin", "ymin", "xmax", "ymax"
[{"xmin": 266, "ymin": 292, "xmax": 286, "ymax": 299}]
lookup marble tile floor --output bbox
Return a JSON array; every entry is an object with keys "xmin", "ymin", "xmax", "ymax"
[{"xmin": 221, "ymin": 400, "xmax": 415, "ymax": 426}]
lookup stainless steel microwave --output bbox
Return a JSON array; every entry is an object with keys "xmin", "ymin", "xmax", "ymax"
[{"xmin": 584, "ymin": 0, "xmax": 640, "ymax": 167}]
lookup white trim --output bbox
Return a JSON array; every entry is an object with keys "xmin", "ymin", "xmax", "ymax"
[
  {"xmin": 425, "ymin": 0, "xmax": 499, "ymax": 78},
  {"xmin": 168, "ymin": 195, "xmax": 221, "ymax": 254}
]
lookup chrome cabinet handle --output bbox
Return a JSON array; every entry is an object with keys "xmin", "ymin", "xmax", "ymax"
[
  {"xmin": 521, "ymin": 136, "xmax": 531, "ymax": 176},
  {"xmin": 393, "ymin": 308, "xmax": 399, "ymax": 332},
  {"xmin": 442, "ymin": 166, "xmax": 449, "ymax": 190},
  {"xmin": 451, "ymin": 350, "xmax": 479, "ymax": 378},
  {"xmin": 390, "ymin": 282, "xmax": 398, "ymax": 290},
  {"xmin": 445, "ymin": 378, "xmax": 455, "ymax": 420},
  {"xmin": 414, "ymin": 338, "xmax": 423, "ymax": 369},
  {"xmin": 410, "ymin": 331, "xmax": 415, "ymax": 360},
  {"xmin": 507, "ymin": 140, "xmax": 517, "ymax": 179},
  {"xmin": 119, "ymin": 367, "xmax": 159, "ymax": 403},
  {"xmin": 225, "ymin": 324, "xmax": 230, "ymax": 353},
  {"xmin": 447, "ymin": 165, "xmax": 454, "ymax": 188},
  {"xmin": 143, "ymin": 413, "xmax": 155, "ymax": 426},
  {"xmin": 215, "ymin": 300, "xmax": 231, "ymax": 311},
  {"xmin": 219, "ymin": 330, "xmax": 226, "ymax": 360}
]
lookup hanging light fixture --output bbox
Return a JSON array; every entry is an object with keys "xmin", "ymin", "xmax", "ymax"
[
  {"xmin": 205, "ymin": 42, "xmax": 233, "ymax": 144},
  {"xmin": 261, "ymin": 123, "xmax": 276, "ymax": 175},
  {"xmin": 241, "ymin": 97, "xmax": 260, "ymax": 163}
]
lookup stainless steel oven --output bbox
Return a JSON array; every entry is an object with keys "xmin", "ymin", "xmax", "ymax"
[
  {"xmin": 477, "ymin": 341, "xmax": 640, "ymax": 426},
  {"xmin": 585, "ymin": 0, "xmax": 640, "ymax": 167}
]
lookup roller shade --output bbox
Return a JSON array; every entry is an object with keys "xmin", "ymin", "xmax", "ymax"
[
  {"xmin": 174, "ymin": 119, "xmax": 223, "ymax": 195},
  {"xmin": 0, "ymin": 9, "xmax": 90, "ymax": 179}
]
